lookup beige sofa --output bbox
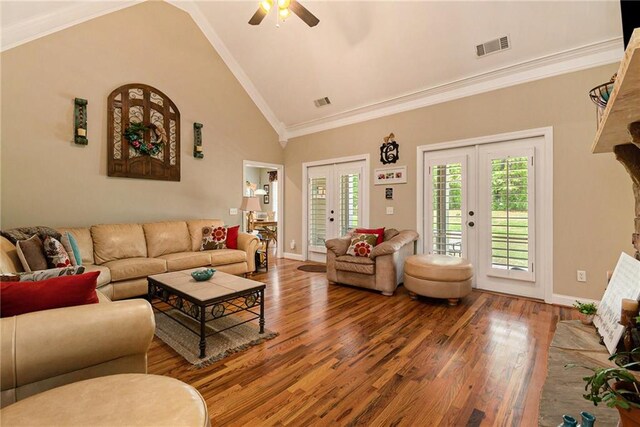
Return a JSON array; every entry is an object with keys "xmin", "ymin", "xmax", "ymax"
[
  {"xmin": 0, "ymin": 293, "xmax": 155, "ymax": 408},
  {"xmin": 325, "ymin": 229, "xmax": 418, "ymax": 296},
  {"xmin": 0, "ymin": 219, "xmax": 259, "ymax": 300}
]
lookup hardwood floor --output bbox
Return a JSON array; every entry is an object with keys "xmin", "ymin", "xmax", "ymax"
[{"xmin": 148, "ymin": 258, "xmax": 578, "ymax": 426}]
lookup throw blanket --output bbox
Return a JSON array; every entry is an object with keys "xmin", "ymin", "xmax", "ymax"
[{"xmin": 1, "ymin": 226, "xmax": 62, "ymax": 244}]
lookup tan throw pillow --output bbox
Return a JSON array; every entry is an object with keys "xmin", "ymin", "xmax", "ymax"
[
  {"xmin": 59, "ymin": 233, "xmax": 78, "ymax": 266},
  {"xmin": 16, "ymin": 235, "xmax": 48, "ymax": 272},
  {"xmin": 346, "ymin": 233, "xmax": 378, "ymax": 258},
  {"xmin": 201, "ymin": 226, "xmax": 228, "ymax": 250}
]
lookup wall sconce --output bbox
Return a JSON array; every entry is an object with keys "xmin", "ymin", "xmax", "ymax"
[
  {"xmin": 193, "ymin": 122, "xmax": 203, "ymax": 158},
  {"xmin": 74, "ymin": 98, "xmax": 88, "ymax": 145}
]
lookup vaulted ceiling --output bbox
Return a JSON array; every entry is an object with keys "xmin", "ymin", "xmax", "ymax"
[{"xmin": 1, "ymin": 1, "xmax": 624, "ymax": 141}]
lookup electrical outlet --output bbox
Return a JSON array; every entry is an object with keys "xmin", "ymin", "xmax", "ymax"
[
  {"xmin": 577, "ymin": 270, "xmax": 587, "ymax": 282},
  {"xmin": 229, "ymin": 208, "xmax": 238, "ymax": 215},
  {"xmin": 290, "ymin": 240, "xmax": 296, "ymax": 250},
  {"xmin": 386, "ymin": 207, "xmax": 394, "ymax": 215}
]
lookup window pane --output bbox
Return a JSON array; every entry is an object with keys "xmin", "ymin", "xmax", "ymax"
[
  {"xmin": 309, "ymin": 177, "xmax": 326, "ymax": 246},
  {"xmin": 339, "ymin": 173, "xmax": 359, "ymax": 236},
  {"xmin": 432, "ymin": 163, "xmax": 462, "ymax": 257},
  {"xmin": 490, "ymin": 156, "xmax": 529, "ymax": 271}
]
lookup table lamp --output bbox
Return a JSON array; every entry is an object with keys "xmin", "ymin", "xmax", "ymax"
[{"xmin": 240, "ymin": 196, "xmax": 262, "ymax": 231}]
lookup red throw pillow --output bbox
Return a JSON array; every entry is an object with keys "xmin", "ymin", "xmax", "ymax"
[
  {"xmin": 0, "ymin": 271, "xmax": 100, "ymax": 318},
  {"xmin": 226, "ymin": 225, "xmax": 240, "ymax": 249},
  {"xmin": 355, "ymin": 227, "xmax": 385, "ymax": 245}
]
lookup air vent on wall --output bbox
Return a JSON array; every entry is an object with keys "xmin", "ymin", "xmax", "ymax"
[
  {"xmin": 314, "ymin": 97, "xmax": 331, "ymax": 107},
  {"xmin": 476, "ymin": 35, "xmax": 510, "ymax": 58}
]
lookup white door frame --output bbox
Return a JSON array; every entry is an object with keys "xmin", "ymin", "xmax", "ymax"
[
  {"xmin": 302, "ymin": 154, "xmax": 370, "ymax": 262},
  {"xmin": 416, "ymin": 127, "xmax": 554, "ymax": 303},
  {"xmin": 242, "ymin": 160, "xmax": 284, "ymax": 258}
]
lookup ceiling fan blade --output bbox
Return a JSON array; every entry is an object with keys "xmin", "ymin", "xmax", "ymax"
[
  {"xmin": 289, "ymin": 0, "xmax": 319, "ymax": 27},
  {"xmin": 248, "ymin": 7, "xmax": 267, "ymax": 25}
]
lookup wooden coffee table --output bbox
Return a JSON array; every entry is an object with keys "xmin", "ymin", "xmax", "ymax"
[{"xmin": 147, "ymin": 269, "xmax": 265, "ymax": 358}]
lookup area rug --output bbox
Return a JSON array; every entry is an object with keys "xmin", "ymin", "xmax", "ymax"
[
  {"xmin": 154, "ymin": 310, "xmax": 278, "ymax": 368},
  {"xmin": 297, "ymin": 264, "xmax": 327, "ymax": 273}
]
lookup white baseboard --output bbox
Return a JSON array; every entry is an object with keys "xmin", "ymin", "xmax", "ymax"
[
  {"xmin": 284, "ymin": 252, "xmax": 305, "ymax": 261},
  {"xmin": 551, "ymin": 293, "xmax": 600, "ymax": 307}
]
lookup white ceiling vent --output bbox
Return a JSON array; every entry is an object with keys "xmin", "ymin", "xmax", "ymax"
[
  {"xmin": 476, "ymin": 35, "xmax": 510, "ymax": 58},
  {"xmin": 313, "ymin": 97, "xmax": 331, "ymax": 108}
]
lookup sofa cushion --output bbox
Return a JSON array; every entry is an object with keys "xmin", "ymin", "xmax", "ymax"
[
  {"xmin": 1, "ymin": 236, "xmax": 23, "ymax": 274},
  {"xmin": 92, "ymin": 224, "xmax": 147, "ymax": 264},
  {"xmin": 346, "ymin": 234, "xmax": 378, "ymax": 258},
  {"xmin": 43, "ymin": 237, "xmax": 72, "ymax": 269},
  {"xmin": 0, "ymin": 271, "xmax": 99, "ymax": 318},
  {"xmin": 186, "ymin": 219, "xmax": 224, "ymax": 252},
  {"xmin": 82, "ymin": 264, "xmax": 112, "ymax": 287},
  {"xmin": 19, "ymin": 266, "xmax": 85, "ymax": 282},
  {"xmin": 204, "ymin": 249, "xmax": 246, "ymax": 266},
  {"xmin": 143, "ymin": 221, "xmax": 191, "ymax": 258},
  {"xmin": 102, "ymin": 258, "xmax": 166, "ymax": 282},
  {"xmin": 57, "ymin": 227, "xmax": 94, "ymax": 264},
  {"xmin": 335, "ymin": 255, "xmax": 375, "ymax": 275},
  {"xmin": 201, "ymin": 226, "xmax": 228, "ymax": 250},
  {"xmin": 156, "ymin": 252, "xmax": 211, "ymax": 272}
]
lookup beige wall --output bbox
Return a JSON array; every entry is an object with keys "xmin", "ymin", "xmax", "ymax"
[
  {"xmin": 284, "ymin": 64, "xmax": 634, "ymax": 300},
  {"xmin": 0, "ymin": 1, "xmax": 282, "ymax": 229}
]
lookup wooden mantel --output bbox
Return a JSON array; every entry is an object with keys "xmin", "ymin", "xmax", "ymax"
[
  {"xmin": 591, "ymin": 28, "xmax": 640, "ymax": 153},
  {"xmin": 592, "ymin": 28, "xmax": 640, "ymax": 260}
]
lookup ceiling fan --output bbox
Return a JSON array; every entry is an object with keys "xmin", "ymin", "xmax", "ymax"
[{"xmin": 249, "ymin": 0, "xmax": 319, "ymax": 27}]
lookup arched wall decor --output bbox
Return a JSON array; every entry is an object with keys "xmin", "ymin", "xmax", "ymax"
[{"xmin": 107, "ymin": 83, "xmax": 181, "ymax": 181}]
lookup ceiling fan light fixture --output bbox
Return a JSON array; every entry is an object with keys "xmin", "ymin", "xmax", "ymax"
[
  {"xmin": 278, "ymin": 0, "xmax": 291, "ymax": 9},
  {"xmin": 279, "ymin": 8, "xmax": 290, "ymax": 19},
  {"xmin": 259, "ymin": 0, "xmax": 273, "ymax": 12}
]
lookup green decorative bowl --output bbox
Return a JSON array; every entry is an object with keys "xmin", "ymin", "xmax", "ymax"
[{"xmin": 191, "ymin": 268, "xmax": 215, "ymax": 281}]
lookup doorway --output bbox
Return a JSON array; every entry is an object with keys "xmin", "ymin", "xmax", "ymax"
[
  {"xmin": 418, "ymin": 128, "xmax": 553, "ymax": 301},
  {"xmin": 242, "ymin": 160, "xmax": 284, "ymax": 259},
  {"xmin": 303, "ymin": 155, "xmax": 370, "ymax": 263}
]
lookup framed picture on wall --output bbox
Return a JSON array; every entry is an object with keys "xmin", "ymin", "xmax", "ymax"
[
  {"xmin": 374, "ymin": 165, "xmax": 407, "ymax": 185},
  {"xmin": 263, "ymin": 194, "xmax": 270, "ymax": 204}
]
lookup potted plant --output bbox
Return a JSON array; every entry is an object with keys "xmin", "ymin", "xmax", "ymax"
[
  {"xmin": 574, "ymin": 300, "xmax": 598, "ymax": 325},
  {"xmin": 569, "ymin": 350, "xmax": 640, "ymax": 426}
]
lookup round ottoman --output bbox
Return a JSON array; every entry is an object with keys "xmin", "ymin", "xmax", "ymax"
[
  {"xmin": 0, "ymin": 374, "xmax": 210, "ymax": 427},
  {"xmin": 404, "ymin": 254, "xmax": 473, "ymax": 306}
]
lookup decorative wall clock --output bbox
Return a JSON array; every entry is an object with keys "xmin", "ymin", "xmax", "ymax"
[
  {"xmin": 380, "ymin": 133, "xmax": 399, "ymax": 164},
  {"xmin": 107, "ymin": 83, "xmax": 181, "ymax": 181}
]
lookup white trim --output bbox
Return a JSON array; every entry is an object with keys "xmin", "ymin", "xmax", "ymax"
[
  {"xmin": 302, "ymin": 154, "xmax": 370, "ymax": 262},
  {"xmin": 1, "ymin": 1, "xmax": 143, "ymax": 52},
  {"xmin": 168, "ymin": 1, "xmax": 286, "ymax": 141},
  {"xmin": 242, "ymin": 160, "xmax": 285, "ymax": 259},
  {"xmin": 284, "ymin": 38, "xmax": 622, "ymax": 139},
  {"xmin": 416, "ymin": 127, "xmax": 554, "ymax": 303},
  {"xmin": 283, "ymin": 252, "xmax": 305, "ymax": 262},
  {"xmin": 551, "ymin": 294, "xmax": 599, "ymax": 308}
]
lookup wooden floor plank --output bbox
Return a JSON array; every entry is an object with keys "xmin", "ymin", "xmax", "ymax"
[{"xmin": 147, "ymin": 258, "xmax": 578, "ymax": 426}]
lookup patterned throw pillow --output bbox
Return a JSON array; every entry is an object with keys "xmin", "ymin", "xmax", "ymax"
[
  {"xmin": 201, "ymin": 226, "xmax": 228, "ymax": 250},
  {"xmin": 19, "ymin": 266, "xmax": 85, "ymax": 282},
  {"xmin": 43, "ymin": 236, "xmax": 72, "ymax": 268},
  {"xmin": 346, "ymin": 233, "xmax": 379, "ymax": 258}
]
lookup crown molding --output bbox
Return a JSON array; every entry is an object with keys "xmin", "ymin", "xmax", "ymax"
[
  {"xmin": 283, "ymin": 37, "xmax": 624, "ymax": 140},
  {"xmin": 1, "ymin": 1, "xmax": 143, "ymax": 52},
  {"xmin": 166, "ymin": 1, "xmax": 286, "ymax": 142}
]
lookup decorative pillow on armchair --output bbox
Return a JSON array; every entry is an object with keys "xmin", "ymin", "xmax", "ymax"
[
  {"xmin": 346, "ymin": 233, "xmax": 378, "ymax": 258},
  {"xmin": 201, "ymin": 226, "xmax": 228, "ymax": 250}
]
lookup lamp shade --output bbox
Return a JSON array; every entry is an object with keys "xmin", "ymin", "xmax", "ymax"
[{"xmin": 240, "ymin": 196, "xmax": 261, "ymax": 211}]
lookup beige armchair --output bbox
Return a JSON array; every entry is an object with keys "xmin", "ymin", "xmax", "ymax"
[{"xmin": 325, "ymin": 229, "xmax": 418, "ymax": 296}]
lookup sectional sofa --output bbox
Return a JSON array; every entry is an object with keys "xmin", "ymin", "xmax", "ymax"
[{"xmin": 0, "ymin": 219, "xmax": 259, "ymax": 300}]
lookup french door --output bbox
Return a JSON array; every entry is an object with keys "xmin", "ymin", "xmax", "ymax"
[
  {"xmin": 424, "ymin": 137, "xmax": 542, "ymax": 299},
  {"xmin": 307, "ymin": 161, "xmax": 366, "ymax": 262}
]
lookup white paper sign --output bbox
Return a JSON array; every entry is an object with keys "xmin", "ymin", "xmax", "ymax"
[{"xmin": 594, "ymin": 253, "xmax": 640, "ymax": 354}]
